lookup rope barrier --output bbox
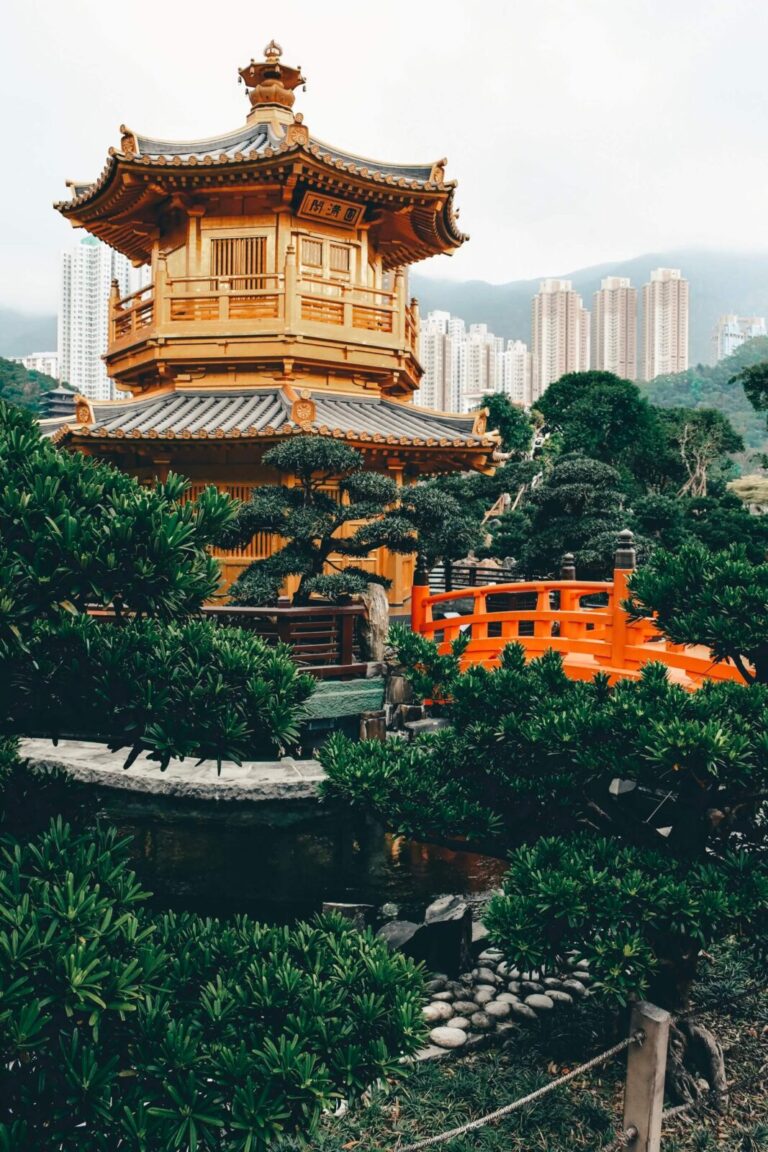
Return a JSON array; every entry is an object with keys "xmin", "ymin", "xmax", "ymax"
[
  {"xmin": 392, "ymin": 1030, "xmax": 644, "ymax": 1151},
  {"xmin": 662, "ymin": 1060, "xmax": 768, "ymax": 1126}
]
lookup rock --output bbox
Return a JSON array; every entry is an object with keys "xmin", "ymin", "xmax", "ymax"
[
  {"xmin": 576, "ymin": 971, "xmax": 594, "ymax": 985},
  {"xmin": 377, "ymin": 920, "xmax": 420, "ymax": 951},
  {"xmin": 452, "ymin": 1000, "xmax": 478, "ymax": 1016},
  {"xmin": 485, "ymin": 1000, "xmax": 512, "ymax": 1019},
  {"xmin": 495, "ymin": 992, "xmax": 521, "ymax": 1005},
  {"xmin": 386, "ymin": 673, "xmax": 414, "ymax": 706},
  {"xmin": 507, "ymin": 981, "xmax": 522, "ymax": 995},
  {"xmin": 473, "ymin": 967, "xmax": 499, "ymax": 985},
  {"xmin": 477, "ymin": 948, "xmax": 504, "ymax": 964},
  {"xmin": 459, "ymin": 972, "xmax": 474, "ymax": 986},
  {"xmin": 510, "ymin": 1001, "xmax": 538, "ymax": 1021},
  {"xmin": 574, "ymin": 959, "xmax": 590, "ymax": 971},
  {"xmin": 421, "ymin": 896, "xmax": 473, "ymax": 976},
  {"xmin": 471, "ymin": 921, "xmax": 490, "ymax": 949},
  {"xmin": 447, "ymin": 1016, "xmax": 471, "ymax": 1031},
  {"xmin": 495, "ymin": 1020, "xmax": 519, "ymax": 1038},
  {"xmin": 547, "ymin": 991, "xmax": 574, "ymax": 1005},
  {"xmin": 543, "ymin": 977, "xmax": 563, "ymax": 989},
  {"xmin": 446, "ymin": 981, "xmax": 465, "ymax": 996},
  {"xmin": 425, "ymin": 978, "xmax": 447, "ymax": 995},
  {"xmin": 474, "ymin": 982, "xmax": 497, "ymax": 993},
  {"xmin": 431, "ymin": 973, "xmax": 449, "ymax": 983},
  {"xmin": 432, "ymin": 991, "xmax": 455, "ymax": 1002},
  {"xmin": 509, "ymin": 968, "xmax": 521, "ymax": 980},
  {"xmin": 404, "ymin": 718, "xmax": 451, "ymax": 739},
  {"xmin": 525, "ymin": 994, "xmax": 555, "ymax": 1011},
  {"xmin": 422, "ymin": 1002, "xmax": 455, "ymax": 1023},
  {"xmin": 561, "ymin": 979, "xmax": 587, "ymax": 998},
  {"xmin": 521, "ymin": 982, "xmax": 545, "ymax": 995},
  {"xmin": 429, "ymin": 1026, "xmax": 468, "ymax": 1049},
  {"xmin": 496, "ymin": 961, "xmax": 510, "ymax": 977},
  {"xmin": 473, "ymin": 988, "xmax": 495, "ymax": 1005},
  {"xmin": 380, "ymin": 902, "xmax": 399, "ymax": 920},
  {"xmin": 470, "ymin": 1011, "xmax": 495, "ymax": 1032}
]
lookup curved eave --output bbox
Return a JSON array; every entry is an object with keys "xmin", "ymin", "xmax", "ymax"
[
  {"xmin": 55, "ymin": 139, "xmax": 467, "ymax": 264},
  {"xmin": 54, "ymin": 420, "xmax": 497, "ymax": 463}
]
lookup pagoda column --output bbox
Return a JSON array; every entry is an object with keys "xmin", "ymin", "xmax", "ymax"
[
  {"xmin": 284, "ymin": 243, "xmax": 297, "ymax": 332},
  {"xmin": 393, "ymin": 267, "xmax": 405, "ymax": 345}
]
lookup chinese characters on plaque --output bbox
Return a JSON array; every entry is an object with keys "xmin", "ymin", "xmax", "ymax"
[{"xmin": 297, "ymin": 192, "xmax": 364, "ymax": 229}]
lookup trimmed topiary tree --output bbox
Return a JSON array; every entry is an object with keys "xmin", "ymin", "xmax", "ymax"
[
  {"xmin": 0, "ymin": 400, "xmax": 314, "ymax": 765},
  {"xmin": 321, "ymin": 631, "xmax": 768, "ymax": 1103}
]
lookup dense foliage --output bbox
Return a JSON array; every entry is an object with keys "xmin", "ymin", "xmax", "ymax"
[
  {"xmin": 0, "ymin": 356, "xmax": 59, "ymax": 412},
  {"xmin": 626, "ymin": 540, "xmax": 768, "ymax": 684},
  {"xmin": 0, "ymin": 815, "xmax": 425, "ymax": 1151},
  {"xmin": 471, "ymin": 371, "xmax": 766, "ymax": 577},
  {"xmin": 322, "ymin": 637, "xmax": 768, "ymax": 1014},
  {"xmin": 221, "ymin": 436, "xmax": 483, "ymax": 604},
  {"xmin": 0, "ymin": 401, "xmax": 313, "ymax": 764}
]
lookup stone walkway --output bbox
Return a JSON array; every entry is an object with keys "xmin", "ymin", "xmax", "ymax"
[{"xmin": 18, "ymin": 738, "xmax": 324, "ymax": 803}]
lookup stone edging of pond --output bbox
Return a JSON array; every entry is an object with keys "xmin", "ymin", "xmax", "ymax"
[
  {"xmin": 415, "ymin": 947, "xmax": 592, "ymax": 1061},
  {"xmin": 18, "ymin": 739, "xmax": 324, "ymax": 803}
]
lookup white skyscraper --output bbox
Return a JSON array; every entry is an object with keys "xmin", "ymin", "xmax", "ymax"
[
  {"xmin": 58, "ymin": 237, "xmax": 148, "ymax": 401},
  {"xmin": 592, "ymin": 276, "xmax": 637, "ymax": 380},
  {"xmin": 416, "ymin": 309, "xmax": 467, "ymax": 410},
  {"xmin": 712, "ymin": 314, "xmax": 766, "ymax": 362},
  {"xmin": 10, "ymin": 352, "xmax": 60, "ymax": 379},
  {"xmin": 642, "ymin": 268, "xmax": 689, "ymax": 381},
  {"xmin": 531, "ymin": 279, "xmax": 590, "ymax": 399},
  {"xmin": 499, "ymin": 339, "xmax": 533, "ymax": 406}
]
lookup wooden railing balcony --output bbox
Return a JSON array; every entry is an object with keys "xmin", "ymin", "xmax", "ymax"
[{"xmin": 109, "ymin": 273, "xmax": 420, "ymax": 357}]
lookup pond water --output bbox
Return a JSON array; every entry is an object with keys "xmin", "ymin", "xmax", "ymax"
[{"xmin": 86, "ymin": 786, "xmax": 506, "ymax": 925}]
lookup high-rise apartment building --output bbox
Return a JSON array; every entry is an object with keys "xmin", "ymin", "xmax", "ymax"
[
  {"xmin": 416, "ymin": 309, "xmax": 467, "ymax": 410},
  {"xmin": 531, "ymin": 279, "xmax": 590, "ymax": 399},
  {"xmin": 500, "ymin": 339, "xmax": 533, "ymax": 407},
  {"xmin": 592, "ymin": 276, "xmax": 637, "ymax": 380},
  {"xmin": 416, "ymin": 310, "xmax": 533, "ymax": 412},
  {"xmin": 10, "ymin": 352, "xmax": 60, "ymax": 379},
  {"xmin": 58, "ymin": 236, "xmax": 148, "ymax": 400},
  {"xmin": 712, "ymin": 314, "xmax": 766, "ymax": 362},
  {"xmin": 641, "ymin": 268, "xmax": 689, "ymax": 381}
]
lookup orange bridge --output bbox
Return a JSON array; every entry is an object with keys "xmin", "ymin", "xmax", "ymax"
[{"xmin": 410, "ymin": 534, "xmax": 743, "ymax": 691}]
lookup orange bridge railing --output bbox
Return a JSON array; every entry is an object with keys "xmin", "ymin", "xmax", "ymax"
[{"xmin": 411, "ymin": 532, "xmax": 743, "ymax": 690}]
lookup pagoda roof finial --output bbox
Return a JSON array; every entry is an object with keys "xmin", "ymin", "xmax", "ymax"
[{"xmin": 238, "ymin": 41, "xmax": 305, "ymax": 120}]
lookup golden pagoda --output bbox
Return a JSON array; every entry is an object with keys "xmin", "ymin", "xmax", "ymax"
[{"xmin": 51, "ymin": 42, "xmax": 498, "ymax": 607}]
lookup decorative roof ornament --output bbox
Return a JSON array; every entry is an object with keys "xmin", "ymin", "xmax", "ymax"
[{"xmin": 238, "ymin": 41, "xmax": 306, "ymax": 120}]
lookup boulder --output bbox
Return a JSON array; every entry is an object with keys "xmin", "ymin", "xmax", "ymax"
[
  {"xmin": 422, "ymin": 1001, "xmax": 454, "ymax": 1023},
  {"xmin": 495, "ymin": 992, "xmax": 521, "ymax": 1005},
  {"xmin": 429, "ymin": 1026, "xmax": 467, "ymax": 1049},
  {"xmin": 432, "ymin": 991, "xmax": 454, "ymax": 1002},
  {"xmin": 547, "ymin": 990, "xmax": 574, "ymax": 1005},
  {"xmin": 421, "ymin": 895, "xmax": 473, "ymax": 976},
  {"xmin": 510, "ymin": 1001, "xmax": 538, "ymax": 1021},
  {"xmin": 525, "ymin": 994, "xmax": 555, "ymax": 1011},
  {"xmin": 485, "ymin": 1000, "xmax": 512, "ymax": 1019},
  {"xmin": 452, "ymin": 1000, "xmax": 479, "ymax": 1015},
  {"xmin": 446, "ymin": 1016, "xmax": 471, "ymax": 1031},
  {"xmin": 473, "ymin": 988, "xmax": 495, "ymax": 1005},
  {"xmin": 470, "ymin": 1011, "xmax": 494, "ymax": 1032},
  {"xmin": 561, "ymin": 979, "xmax": 587, "ymax": 998}
]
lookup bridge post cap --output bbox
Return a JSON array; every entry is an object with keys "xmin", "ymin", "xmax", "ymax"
[
  {"xmin": 614, "ymin": 528, "xmax": 637, "ymax": 570},
  {"xmin": 413, "ymin": 552, "xmax": 430, "ymax": 586},
  {"xmin": 560, "ymin": 552, "xmax": 576, "ymax": 579}
]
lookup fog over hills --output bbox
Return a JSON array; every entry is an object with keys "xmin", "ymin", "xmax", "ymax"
[
  {"xmin": 3, "ymin": 249, "xmax": 768, "ymax": 366},
  {"xmin": 412, "ymin": 250, "xmax": 768, "ymax": 368}
]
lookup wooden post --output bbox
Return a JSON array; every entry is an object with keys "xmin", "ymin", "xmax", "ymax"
[
  {"xmin": 623, "ymin": 1001, "xmax": 670, "ymax": 1152},
  {"xmin": 411, "ymin": 553, "xmax": 431, "ymax": 633},
  {"xmin": 611, "ymin": 528, "xmax": 636, "ymax": 670}
]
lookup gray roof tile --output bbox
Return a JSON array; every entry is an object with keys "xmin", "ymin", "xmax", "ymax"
[{"xmin": 82, "ymin": 389, "xmax": 486, "ymax": 445}]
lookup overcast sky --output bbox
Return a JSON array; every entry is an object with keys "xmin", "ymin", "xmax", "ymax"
[{"xmin": 3, "ymin": 0, "xmax": 768, "ymax": 314}]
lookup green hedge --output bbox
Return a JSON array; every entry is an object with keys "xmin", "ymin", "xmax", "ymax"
[{"xmin": 0, "ymin": 816, "xmax": 426, "ymax": 1151}]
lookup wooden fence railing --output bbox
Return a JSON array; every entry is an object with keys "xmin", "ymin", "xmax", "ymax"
[
  {"xmin": 412, "ymin": 532, "xmax": 744, "ymax": 690},
  {"xmin": 88, "ymin": 602, "xmax": 367, "ymax": 680}
]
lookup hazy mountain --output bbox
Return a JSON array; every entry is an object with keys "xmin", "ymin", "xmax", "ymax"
[
  {"xmin": 0, "ymin": 309, "xmax": 56, "ymax": 358},
  {"xmin": 412, "ymin": 249, "xmax": 768, "ymax": 367}
]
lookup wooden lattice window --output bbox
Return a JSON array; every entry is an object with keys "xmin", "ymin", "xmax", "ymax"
[
  {"xmin": 211, "ymin": 236, "xmax": 266, "ymax": 290},
  {"xmin": 329, "ymin": 243, "xmax": 351, "ymax": 276},
  {"xmin": 301, "ymin": 238, "xmax": 323, "ymax": 268}
]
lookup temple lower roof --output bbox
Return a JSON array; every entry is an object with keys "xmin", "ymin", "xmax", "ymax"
[{"xmin": 49, "ymin": 389, "xmax": 497, "ymax": 460}]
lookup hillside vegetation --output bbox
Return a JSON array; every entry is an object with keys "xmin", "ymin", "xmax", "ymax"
[
  {"xmin": 641, "ymin": 337, "xmax": 768, "ymax": 463},
  {"xmin": 0, "ymin": 356, "xmax": 59, "ymax": 411}
]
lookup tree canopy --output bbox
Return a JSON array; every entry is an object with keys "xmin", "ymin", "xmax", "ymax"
[{"xmin": 0, "ymin": 356, "xmax": 60, "ymax": 411}]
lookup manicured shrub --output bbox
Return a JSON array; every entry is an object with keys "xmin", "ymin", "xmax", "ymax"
[{"xmin": 0, "ymin": 818, "xmax": 426, "ymax": 1151}]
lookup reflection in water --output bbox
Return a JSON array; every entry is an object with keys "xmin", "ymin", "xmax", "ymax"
[{"xmin": 84, "ymin": 789, "xmax": 507, "ymax": 924}]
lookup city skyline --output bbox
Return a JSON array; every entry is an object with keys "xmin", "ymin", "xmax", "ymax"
[{"xmin": 4, "ymin": 1, "xmax": 768, "ymax": 313}]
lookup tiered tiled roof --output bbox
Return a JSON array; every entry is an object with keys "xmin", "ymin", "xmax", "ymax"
[{"xmin": 51, "ymin": 389, "xmax": 494, "ymax": 458}]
